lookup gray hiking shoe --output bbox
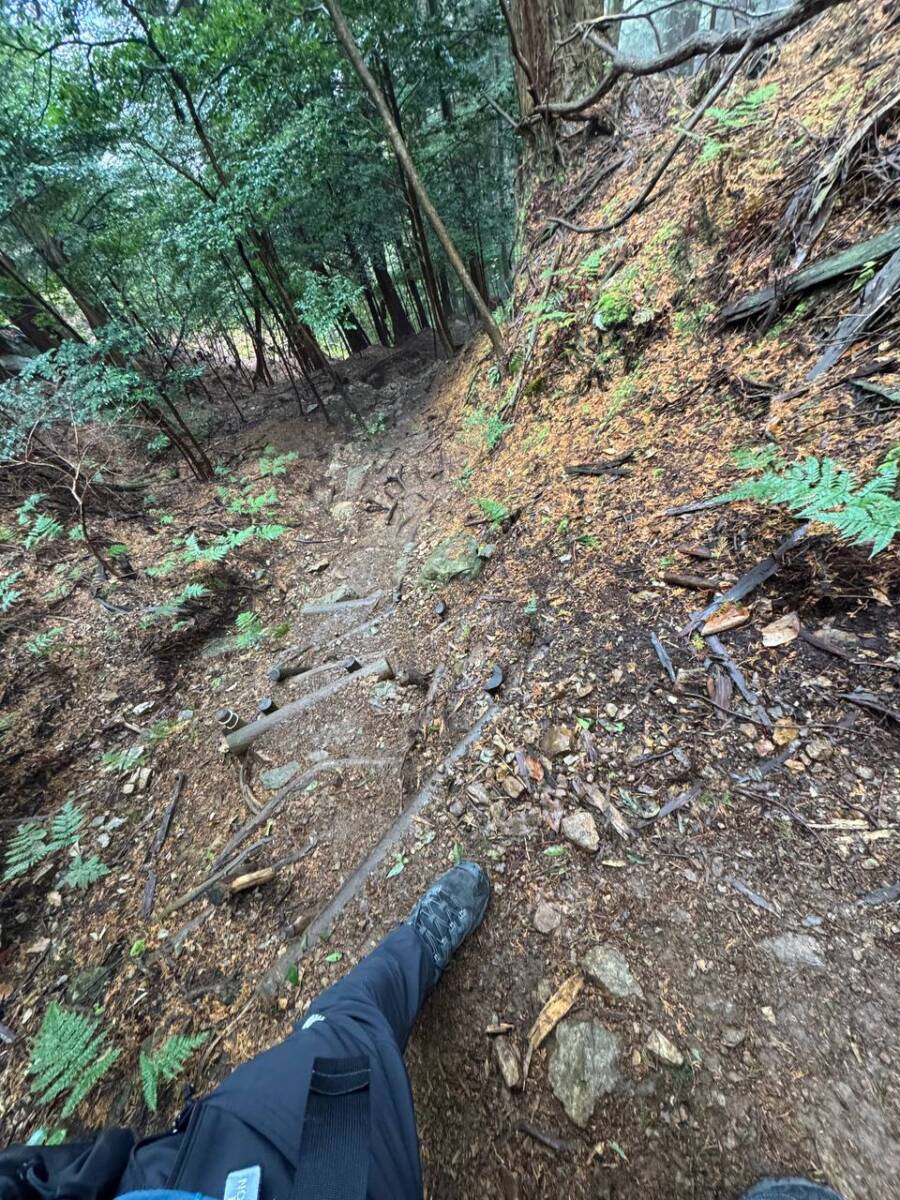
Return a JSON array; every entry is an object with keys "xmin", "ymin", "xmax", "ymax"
[{"xmin": 406, "ymin": 861, "xmax": 490, "ymax": 974}]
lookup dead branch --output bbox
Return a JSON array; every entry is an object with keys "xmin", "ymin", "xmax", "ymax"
[
  {"xmin": 537, "ymin": 0, "xmax": 848, "ymax": 119},
  {"xmin": 808, "ymin": 247, "xmax": 900, "ymax": 379}
]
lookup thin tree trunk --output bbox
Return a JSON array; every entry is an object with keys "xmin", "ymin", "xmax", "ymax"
[
  {"xmin": 324, "ymin": 0, "xmax": 504, "ymax": 361},
  {"xmin": 372, "ymin": 258, "xmax": 415, "ymax": 342}
]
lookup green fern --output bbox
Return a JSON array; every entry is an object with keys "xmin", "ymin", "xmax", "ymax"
[
  {"xmin": 24, "ymin": 514, "xmax": 64, "ymax": 549},
  {"xmin": 25, "ymin": 627, "xmax": 64, "ymax": 657},
  {"xmin": 258, "ymin": 448, "xmax": 298, "ymax": 477},
  {"xmin": 724, "ymin": 455, "xmax": 899, "ymax": 556},
  {"xmin": 16, "ymin": 493, "xmax": 46, "ymax": 525},
  {"xmin": 255, "ymin": 524, "xmax": 287, "ymax": 541},
  {"xmin": 101, "ymin": 745, "xmax": 145, "ymax": 773},
  {"xmin": 707, "ymin": 83, "xmax": 778, "ymax": 131},
  {"xmin": 139, "ymin": 1032, "xmax": 209, "ymax": 1112},
  {"xmin": 28, "ymin": 1002, "xmax": 120, "ymax": 1118},
  {"xmin": 234, "ymin": 611, "xmax": 264, "ymax": 648},
  {"xmin": 61, "ymin": 855, "xmax": 109, "ymax": 890},
  {"xmin": 1, "ymin": 571, "xmax": 23, "ymax": 611},
  {"xmin": 49, "ymin": 799, "xmax": 84, "ymax": 850},
  {"xmin": 3, "ymin": 822, "xmax": 50, "ymax": 880}
]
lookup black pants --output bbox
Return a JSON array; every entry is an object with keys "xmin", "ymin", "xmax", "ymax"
[{"xmin": 119, "ymin": 926, "xmax": 437, "ymax": 1200}]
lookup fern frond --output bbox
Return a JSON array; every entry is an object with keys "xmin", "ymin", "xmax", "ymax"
[
  {"xmin": 24, "ymin": 514, "xmax": 64, "ymax": 549},
  {"xmin": 49, "ymin": 800, "xmax": 84, "ymax": 851},
  {"xmin": 140, "ymin": 1032, "xmax": 209, "ymax": 1112},
  {"xmin": 61, "ymin": 855, "xmax": 109, "ymax": 890},
  {"xmin": 28, "ymin": 1004, "xmax": 109, "ymax": 1108},
  {"xmin": 255, "ymin": 524, "xmax": 287, "ymax": 541},
  {"xmin": 60, "ymin": 1048, "xmax": 120, "ymax": 1118},
  {"xmin": 3, "ymin": 822, "xmax": 49, "ymax": 880}
]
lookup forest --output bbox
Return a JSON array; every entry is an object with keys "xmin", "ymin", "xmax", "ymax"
[{"xmin": 1, "ymin": 1, "xmax": 898, "ymax": 1197}]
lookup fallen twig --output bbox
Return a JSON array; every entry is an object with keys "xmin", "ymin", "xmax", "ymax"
[
  {"xmin": 663, "ymin": 570, "xmax": 720, "ymax": 592},
  {"xmin": 160, "ymin": 835, "xmax": 273, "ymax": 919},
  {"xmin": 683, "ymin": 525, "xmax": 810, "ymax": 636},
  {"xmin": 705, "ymin": 634, "xmax": 772, "ymax": 727},
  {"xmin": 649, "ymin": 632, "xmax": 677, "ymax": 683},
  {"xmin": 664, "ymin": 496, "xmax": 731, "ymax": 516},
  {"xmin": 841, "ymin": 690, "xmax": 900, "ymax": 724}
]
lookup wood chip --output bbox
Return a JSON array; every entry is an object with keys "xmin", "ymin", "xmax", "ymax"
[
  {"xmin": 701, "ymin": 606, "xmax": 750, "ymax": 636},
  {"xmin": 523, "ymin": 973, "xmax": 584, "ymax": 1081},
  {"xmin": 761, "ymin": 612, "xmax": 800, "ymax": 647}
]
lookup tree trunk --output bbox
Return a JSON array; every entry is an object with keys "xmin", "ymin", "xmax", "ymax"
[
  {"xmin": 324, "ymin": 0, "xmax": 504, "ymax": 361},
  {"xmin": 344, "ymin": 235, "xmax": 391, "ymax": 345},
  {"xmin": 252, "ymin": 296, "xmax": 272, "ymax": 385},
  {"xmin": 342, "ymin": 310, "xmax": 370, "ymax": 353},
  {"xmin": 372, "ymin": 258, "xmax": 415, "ymax": 342},
  {"xmin": 0, "ymin": 250, "xmax": 84, "ymax": 347}
]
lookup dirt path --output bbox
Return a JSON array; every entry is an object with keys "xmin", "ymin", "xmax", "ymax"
[{"xmin": 1, "ymin": 332, "xmax": 897, "ymax": 1200}]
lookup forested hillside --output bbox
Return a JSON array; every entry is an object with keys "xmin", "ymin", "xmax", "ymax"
[{"xmin": 1, "ymin": 2, "xmax": 898, "ymax": 1197}]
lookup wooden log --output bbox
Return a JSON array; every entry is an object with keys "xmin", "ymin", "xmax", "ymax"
[
  {"xmin": 662, "ymin": 571, "xmax": 721, "ymax": 591},
  {"xmin": 675, "ymin": 543, "xmax": 712, "ymax": 560},
  {"xmin": 228, "ymin": 867, "xmax": 275, "ymax": 894},
  {"xmin": 224, "ymin": 657, "xmax": 394, "ymax": 754},
  {"xmin": 721, "ymin": 225, "xmax": 900, "ymax": 323},
  {"xmin": 808, "ymin": 247, "xmax": 900, "ymax": 379}
]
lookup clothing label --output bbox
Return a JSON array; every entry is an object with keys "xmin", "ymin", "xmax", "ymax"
[
  {"xmin": 224, "ymin": 1165, "xmax": 261, "ymax": 1200},
  {"xmin": 301, "ymin": 1013, "xmax": 326, "ymax": 1030}
]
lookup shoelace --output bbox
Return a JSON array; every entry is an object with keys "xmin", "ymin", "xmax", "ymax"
[{"xmin": 415, "ymin": 889, "xmax": 464, "ymax": 963}]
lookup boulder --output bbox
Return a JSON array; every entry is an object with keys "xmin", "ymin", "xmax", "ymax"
[{"xmin": 420, "ymin": 533, "xmax": 483, "ymax": 584}]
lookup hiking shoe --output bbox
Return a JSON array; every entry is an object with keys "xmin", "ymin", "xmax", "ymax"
[
  {"xmin": 406, "ymin": 861, "xmax": 490, "ymax": 974},
  {"xmin": 740, "ymin": 1180, "xmax": 845, "ymax": 1200}
]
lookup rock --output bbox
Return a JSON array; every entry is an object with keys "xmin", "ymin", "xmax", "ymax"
[
  {"xmin": 420, "ymin": 533, "xmax": 483, "ymax": 584},
  {"xmin": 259, "ymin": 762, "xmax": 301, "ymax": 790},
  {"xmin": 330, "ymin": 500, "xmax": 356, "ymax": 525},
  {"xmin": 369, "ymin": 681, "xmax": 400, "ymax": 711},
  {"xmin": 345, "ymin": 464, "xmax": 367, "ymax": 495},
  {"xmin": 760, "ymin": 932, "xmax": 826, "ymax": 972},
  {"xmin": 307, "ymin": 582, "xmax": 358, "ymax": 607},
  {"xmin": 540, "ymin": 725, "xmax": 572, "ymax": 757},
  {"xmin": 760, "ymin": 1006, "xmax": 777, "ymax": 1026},
  {"xmin": 806, "ymin": 737, "xmax": 833, "ymax": 763},
  {"xmin": 66, "ymin": 963, "xmax": 115, "ymax": 1007},
  {"xmin": 447, "ymin": 798, "xmax": 464, "ymax": 818},
  {"xmin": 722, "ymin": 1027, "xmax": 747, "ymax": 1049},
  {"xmin": 646, "ymin": 1029, "xmax": 684, "ymax": 1067},
  {"xmin": 854, "ymin": 765, "xmax": 875, "ymax": 782},
  {"xmin": 132, "ymin": 700, "xmax": 155, "ymax": 716},
  {"xmin": 502, "ymin": 775, "xmax": 526, "ymax": 800},
  {"xmin": 534, "ymin": 902, "xmax": 561, "ymax": 934},
  {"xmin": 493, "ymin": 1037, "xmax": 522, "ymax": 1090},
  {"xmin": 548, "ymin": 1019, "xmax": 621, "ymax": 1127},
  {"xmin": 561, "ymin": 810, "xmax": 599, "ymax": 852},
  {"xmin": 484, "ymin": 665, "xmax": 504, "ymax": 694},
  {"xmin": 582, "ymin": 944, "xmax": 643, "ymax": 1001}
]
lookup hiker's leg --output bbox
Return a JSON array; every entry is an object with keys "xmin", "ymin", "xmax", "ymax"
[{"xmin": 740, "ymin": 1181, "xmax": 845, "ymax": 1200}]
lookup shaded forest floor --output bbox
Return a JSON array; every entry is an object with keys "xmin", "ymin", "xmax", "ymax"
[{"xmin": 2, "ymin": 5, "xmax": 899, "ymax": 1198}]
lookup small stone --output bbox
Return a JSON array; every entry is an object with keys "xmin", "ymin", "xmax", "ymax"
[
  {"xmin": 760, "ymin": 1006, "xmax": 776, "ymax": 1026},
  {"xmin": 177, "ymin": 709, "xmax": 194, "ymax": 721},
  {"xmin": 806, "ymin": 737, "xmax": 833, "ymax": 763},
  {"xmin": 502, "ymin": 775, "xmax": 526, "ymax": 800},
  {"xmin": 605, "ymin": 703, "xmax": 619, "ymax": 719},
  {"xmin": 259, "ymin": 762, "xmax": 301, "ymax": 790},
  {"xmin": 548, "ymin": 1020, "xmax": 622, "ymax": 1127},
  {"xmin": 646, "ymin": 1029, "xmax": 683, "ymax": 1067},
  {"xmin": 755, "ymin": 738, "xmax": 775, "ymax": 757},
  {"xmin": 132, "ymin": 700, "xmax": 155, "ymax": 716},
  {"xmin": 582, "ymin": 944, "xmax": 644, "ymax": 1001},
  {"xmin": 721, "ymin": 1027, "xmax": 746, "ymax": 1050},
  {"xmin": 760, "ymin": 932, "xmax": 826, "ymax": 972},
  {"xmin": 540, "ymin": 725, "xmax": 572, "ymax": 757},
  {"xmin": 801, "ymin": 914, "xmax": 823, "ymax": 928},
  {"xmin": 421, "ymin": 533, "xmax": 483, "ymax": 584},
  {"xmin": 533, "ymin": 902, "xmax": 561, "ymax": 934},
  {"xmin": 854, "ymin": 765, "xmax": 875, "ymax": 782},
  {"xmin": 99, "ymin": 691, "xmax": 119, "ymax": 706},
  {"xmin": 561, "ymin": 810, "xmax": 599, "ymax": 852},
  {"xmin": 447, "ymin": 798, "xmax": 464, "ymax": 818},
  {"xmin": 493, "ymin": 1037, "xmax": 521, "ymax": 1090},
  {"xmin": 137, "ymin": 767, "xmax": 153, "ymax": 791}
]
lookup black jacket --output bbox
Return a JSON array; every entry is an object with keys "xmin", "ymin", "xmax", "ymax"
[{"xmin": 0, "ymin": 1131, "xmax": 134, "ymax": 1200}]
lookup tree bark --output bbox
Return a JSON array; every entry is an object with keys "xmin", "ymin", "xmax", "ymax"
[
  {"xmin": 372, "ymin": 257, "xmax": 415, "ymax": 342},
  {"xmin": 324, "ymin": 0, "xmax": 505, "ymax": 361}
]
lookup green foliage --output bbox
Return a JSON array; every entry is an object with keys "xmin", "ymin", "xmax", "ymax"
[
  {"xmin": 476, "ymin": 497, "xmax": 509, "ymax": 527},
  {"xmin": 594, "ymin": 268, "xmax": 637, "ymax": 331},
  {"xmin": 2, "ymin": 800, "xmax": 86, "ymax": 882},
  {"xmin": 707, "ymin": 84, "xmax": 779, "ymax": 131},
  {"xmin": 146, "ymin": 434, "xmax": 171, "ymax": 457},
  {"xmin": 25, "ymin": 627, "xmax": 64, "ymax": 657},
  {"xmin": 0, "ymin": 571, "xmax": 23, "ymax": 611},
  {"xmin": 24, "ymin": 514, "xmax": 64, "ymax": 550},
  {"xmin": 258, "ymin": 447, "xmax": 298, "ymax": 477},
  {"xmin": 234, "ymin": 611, "xmax": 264, "ymax": 648},
  {"xmin": 49, "ymin": 799, "xmax": 85, "ymax": 850},
  {"xmin": 107, "ymin": 543, "xmax": 129, "ymax": 559},
  {"xmin": 365, "ymin": 413, "xmax": 387, "ymax": 436},
  {"xmin": 101, "ymin": 746, "xmax": 145, "ymax": 774},
  {"xmin": 673, "ymin": 302, "xmax": 716, "ymax": 338},
  {"xmin": 2, "ymin": 822, "xmax": 49, "ymax": 881},
  {"xmin": 724, "ymin": 456, "xmax": 900, "ymax": 556},
  {"xmin": 464, "ymin": 406, "xmax": 511, "ymax": 451},
  {"xmin": 61, "ymin": 855, "xmax": 109, "ymax": 890},
  {"xmin": 732, "ymin": 445, "xmax": 785, "ymax": 471},
  {"xmin": 139, "ymin": 1032, "xmax": 209, "ymax": 1113},
  {"xmin": 28, "ymin": 1003, "xmax": 120, "ymax": 1118},
  {"xmin": 852, "ymin": 260, "xmax": 877, "ymax": 292}
]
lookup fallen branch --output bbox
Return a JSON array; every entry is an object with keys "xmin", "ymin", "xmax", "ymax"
[
  {"xmin": 841, "ymin": 691, "xmax": 900, "ymax": 724},
  {"xmin": 664, "ymin": 495, "xmax": 732, "ymax": 516},
  {"xmin": 215, "ymin": 838, "xmax": 318, "ymax": 899},
  {"xmin": 663, "ymin": 571, "xmax": 720, "ymax": 592},
  {"xmin": 721, "ymin": 225, "xmax": 900, "ymax": 323},
  {"xmin": 537, "ymin": 0, "xmax": 848, "ymax": 118},
  {"xmin": 649, "ymin": 632, "xmax": 677, "ymax": 683},
  {"xmin": 808, "ymin": 247, "xmax": 900, "ymax": 379},
  {"xmin": 160, "ymin": 835, "xmax": 273, "ymax": 919},
  {"xmin": 224, "ymin": 658, "xmax": 394, "ymax": 754},
  {"xmin": 706, "ymin": 634, "xmax": 772, "ymax": 727},
  {"xmin": 210, "ymin": 757, "xmax": 390, "ymax": 874},
  {"xmin": 682, "ymin": 525, "xmax": 810, "ymax": 636},
  {"xmin": 564, "ymin": 451, "xmax": 634, "ymax": 477}
]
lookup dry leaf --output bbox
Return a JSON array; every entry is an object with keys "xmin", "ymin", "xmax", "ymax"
[
  {"xmin": 523, "ymin": 973, "xmax": 584, "ymax": 1080},
  {"xmin": 871, "ymin": 587, "xmax": 891, "ymax": 607},
  {"xmin": 702, "ymin": 606, "xmax": 750, "ymax": 636},
  {"xmin": 773, "ymin": 717, "xmax": 800, "ymax": 747},
  {"xmin": 761, "ymin": 612, "xmax": 800, "ymax": 647},
  {"xmin": 26, "ymin": 937, "xmax": 50, "ymax": 955}
]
